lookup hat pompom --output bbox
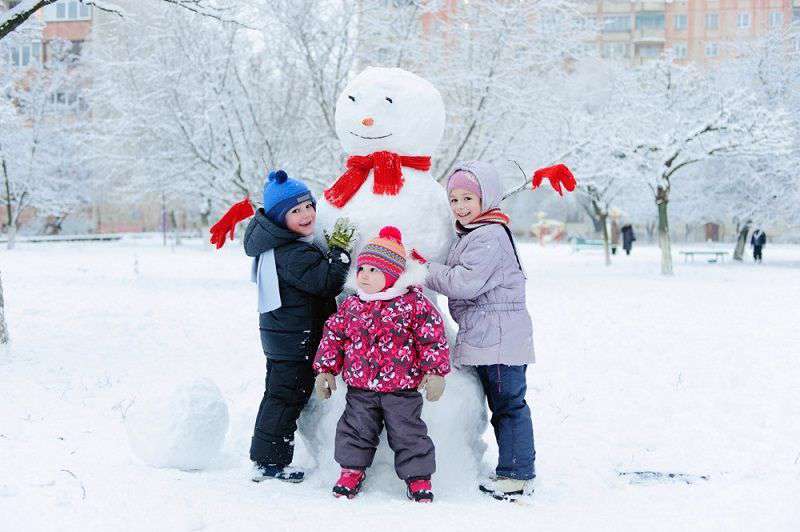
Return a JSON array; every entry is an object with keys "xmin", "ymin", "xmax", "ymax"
[
  {"xmin": 379, "ymin": 226, "xmax": 402, "ymax": 244},
  {"xmin": 268, "ymin": 170, "xmax": 288, "ymax": 184}
]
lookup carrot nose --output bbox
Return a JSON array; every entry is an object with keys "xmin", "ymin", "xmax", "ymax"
[{"xmin": 361, "ymin": 117, "xmax": 374, "ymax": 127}]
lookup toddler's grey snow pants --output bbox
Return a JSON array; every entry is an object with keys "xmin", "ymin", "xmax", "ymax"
[{"xmin": 335, "ymin": 387, "xmax": 435, "ymax": 480}]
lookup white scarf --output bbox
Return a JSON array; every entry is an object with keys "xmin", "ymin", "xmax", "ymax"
[
  {"xmin": 356, "ymin": 283, "xmax": 410, "ymax": 302},
  {"xmin": 354, "ymin": 259, "xmax": 428, "ymax": 302},
  {"xmin": 251, "ymin": 234, "xmax": 315, "ymax": 313}
]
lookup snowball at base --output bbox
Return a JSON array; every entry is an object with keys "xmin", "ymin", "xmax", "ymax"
[{"xmin": 125, "ymin": 378, "xmax": 229, "ymax": 471}]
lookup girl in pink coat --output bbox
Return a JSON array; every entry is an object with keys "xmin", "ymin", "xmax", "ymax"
[{"xmin": 313, "ymin": 226, "xmax": 450, "ymax": 503}]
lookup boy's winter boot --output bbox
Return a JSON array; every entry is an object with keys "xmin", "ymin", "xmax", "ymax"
[
  {"xmin": 479, "ymin": 477, "xmax": 534, "ymax": 501},
  {"xmin": 333, "ymin": 468, "xmax": 366, "ymax": 499},
  {"xmin": 406, "ymin": 479, "xmax": 433, "ymax": 503},
  {"xmin": 252, "ymin": 463, "xmax": 305, "ymax": 483}
]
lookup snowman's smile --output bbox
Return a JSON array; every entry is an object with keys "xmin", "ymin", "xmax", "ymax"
[{"xmin": 349, "ymin": 131, "xmax": 393, "ymax": 140}]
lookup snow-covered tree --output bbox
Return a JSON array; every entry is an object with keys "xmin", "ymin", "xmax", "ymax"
[
  {"xmin": 0, "ymin": 0, "xmax": 239, "ymax": 41},
  {"xmin": 609, "ymin": 57, "xmax": 794, "ymax": 274},
  {"xmin": 87, "ymin": 0, "xmax": 595, "ymax": 222},
  {"xmin": 86, "ymin": 0, "xmax": 351, "ymax": 219},
  {"xmin": 356, "ymin": 0, "xmax": 594, "ymax": 183},
  {"xmin": 1, "ymin": 38, "xmax": 90, "ymax": 248}
]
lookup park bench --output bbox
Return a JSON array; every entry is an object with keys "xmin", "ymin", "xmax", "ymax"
[
  {"xmin": 570, "ymin": 236, "xmax": 605, "ymax": 252},
  {"xmin": 0, "ymin": 234, "xmax": 123, "ymax": 244},
  {"xmin": 678, "ymin": 250, "xmax": 729, "ymax": 263}
]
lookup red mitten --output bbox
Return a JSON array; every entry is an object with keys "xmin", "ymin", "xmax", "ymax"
[
  {"xmin": 410, "ymin": 248, "xmax": 428, "ymax": 264},
  {"xmin": 209, "ymin": 198, "xmax": 254, "ymax": 249},
  {"xmin": 531, "ymin": 164, "xmax": 576, "ymax": 197}
]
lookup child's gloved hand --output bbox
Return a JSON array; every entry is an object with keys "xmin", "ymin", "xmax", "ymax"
[
  {"xmin": 418, "ymin": 374, "xmax": 445, "ymax": 401},
  {"xmin": 315, "ymin": 373, "xmax": 337, "ymax": 400},
  {"xmin": 324, "ymin": 217, "xmax": 359, "ymax": 252}
]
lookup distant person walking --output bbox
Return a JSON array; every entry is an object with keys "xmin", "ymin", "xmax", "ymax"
[
  {"xmin": 750, "ymin": 228, "xmax": 766, "ymax": 263},
  {"xmin": 621, "ymin": 224, "xmax": 636, "ymax": 256}
]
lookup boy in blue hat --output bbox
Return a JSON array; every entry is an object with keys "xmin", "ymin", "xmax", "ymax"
[{"xmin": 243, "ymin": 170, "xmax": 356, "ymax": 482}]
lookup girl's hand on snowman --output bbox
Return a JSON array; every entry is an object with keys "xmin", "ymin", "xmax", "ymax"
[
  {"xmin": 314, "ymin": 373, "xmax": 337, "ymax": 400},
  {"xmin": 418, "ymin": 374, "xmax": 445, "ymax": 401},
  {"xmin": 531, "ymin": 164, "xmax": 576, "ymax": 197},
  {"xmin": 410, "ymin": 248, "xmax": 428, "ymax": 265},
  {"xmin": 326, "ymin": 217, "xmax": 359, "ymax": 252}
]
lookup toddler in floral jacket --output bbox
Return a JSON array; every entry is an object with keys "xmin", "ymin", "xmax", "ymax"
[{"xmin": 313, "ymin": 226, "xmax": 450, "ymax": 503}]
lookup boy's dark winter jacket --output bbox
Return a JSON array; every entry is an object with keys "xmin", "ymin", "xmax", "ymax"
[{"xmin": 244, "ymin": 209, "xmax": 350, "ymax": 361}]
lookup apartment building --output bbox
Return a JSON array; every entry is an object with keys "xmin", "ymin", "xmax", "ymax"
[
  {"xmin": 584, "ymin": 0, "xmax": 799, "ymax": 65},
  {"xmin": 5, "ymin": 0, "xmax": 92, "ymax": 65}
]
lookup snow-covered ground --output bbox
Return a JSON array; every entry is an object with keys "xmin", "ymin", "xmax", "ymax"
[{"xmin": 2, "ymin": 238, "xmax": 799, "ymax": 531}]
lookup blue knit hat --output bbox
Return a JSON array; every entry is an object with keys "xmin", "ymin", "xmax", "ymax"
[{"xmin": 262, "ymin": 170, "xmax": 316, "ymax": 227}]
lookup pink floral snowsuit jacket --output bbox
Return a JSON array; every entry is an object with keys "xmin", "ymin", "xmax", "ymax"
[{"xmin": 313, "ymin": 287, "xmax": 450, "ymax": 392}]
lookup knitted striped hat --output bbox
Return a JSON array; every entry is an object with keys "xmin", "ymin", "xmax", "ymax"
[{"xmin": 357, "ymin": 226, "xmax": 407, "ymax": 289}]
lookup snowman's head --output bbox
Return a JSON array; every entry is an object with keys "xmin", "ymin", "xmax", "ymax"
[{"xmin": 335, "ymin": 67, "xmax": 445, "ymax": 157}]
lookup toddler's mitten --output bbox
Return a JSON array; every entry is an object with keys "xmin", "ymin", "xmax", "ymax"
[
  {"xmin": 315, "ymin": 373, "xmax": 337, "ymax": 400},
  {"xmin": 418, "ymin": 374, "xmax": 445, "ymax": 402}
]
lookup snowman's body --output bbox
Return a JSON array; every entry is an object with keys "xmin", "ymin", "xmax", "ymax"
[
  {"xmin": 300, "ymin": 68, "xmax": 487, "ymax": 494},
  {"xmin": 316, "ymin": 169, "xmax": 453, "ymax": 285}
]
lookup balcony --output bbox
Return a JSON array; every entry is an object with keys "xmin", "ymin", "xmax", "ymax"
[{"xmin": 633, "ymin": 27, "xmax": 666, "ymax": 43}]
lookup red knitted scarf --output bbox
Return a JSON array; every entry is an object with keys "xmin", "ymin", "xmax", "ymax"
[
  {"xmin": 324, "ymin": 151, "xmax": 431, "ymax": 208},
  {"xmin": 456, "ymin": 208, "xmax": 511, "ymax": 234}
]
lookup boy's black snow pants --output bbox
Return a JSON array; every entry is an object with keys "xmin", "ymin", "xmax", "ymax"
[{"xmin": 250, "ymin": 358, "xmax": 314, "ymax": 467}]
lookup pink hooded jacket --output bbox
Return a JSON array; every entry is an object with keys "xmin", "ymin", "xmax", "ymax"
[{"xmin": 313, "ymin": 286, "xmax": 450, "ymax": 392}]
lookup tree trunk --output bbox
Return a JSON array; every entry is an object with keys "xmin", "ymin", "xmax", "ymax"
[
  {"xmin": 600, "ymin": 213, "xmax": 611, "ymax": 266},
  {"xmin": 645, "ymin": 220, "xmax": 656, "ymax": 243},
  {"xmin": 657, "ymin": 190, "xmax": 673, "ymax": 275},
  {"xmin": 6, "ymin": 224, "xmax": 16, "ymax": 250},
  {"xmin": 170, "ymin": 210, "xmax": 181, "ymax": 246},
  {"xmin": 0, "ymin": 270, "xmax": 9, "ymax": 344},
  {"xmin": 733, "ymin": 224, "xmax": 750, "ymax": 261}
]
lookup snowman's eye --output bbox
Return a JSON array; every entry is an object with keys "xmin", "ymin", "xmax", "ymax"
[
  {"xmin": 348, "ymin": 95, "xmax": 356, "ymax": 102},
  {"xmin": 385, "ymin": 97, "xmax": 393, "ymax": 103}
]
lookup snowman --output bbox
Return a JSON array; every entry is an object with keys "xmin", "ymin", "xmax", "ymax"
[{"xmin": 300, "ymin": 67, "xmax": 488, "ymax": 495}]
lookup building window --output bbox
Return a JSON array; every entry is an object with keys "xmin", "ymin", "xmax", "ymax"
[
  {"xmin": 636, "ymin": 12, "xmax": 665, "ymax": 30},
  {"xmin": 737, "ymin": 12, "xmax": 751, "ymax": 29},
  {"xmin": 70, "ymin": 40, "xmax": 83, "ymax": 58},
  {"xmin": 44, "ymin": 1, "xmax": 92, "ymax": 22},
  {"xmin": 674, "ymin": 14, "xmax": 688, "ymax": 31},
  {"xmin": 48, "ymin": 90, "xmax": 85, "ymax": 110},
  {"xmin": 794, "ymin": 8, "xmax": 800, "ymax": 24},
  {"xmin": 706, "ymin": 13, "xmax": 719, "ymax": 30},
  {"xmin": 602, "ymin": 42, "xmax": 630, "ymax": 59},
  {"xmin": 768, "ymin": 12, "xmax": 783, "ymax": 28},
  {"xmin": 673, "ymin": 43, "xmax": 688, "ymax": 59},
  {"xmin": 705, "ymin": 42, "xmax": 719, "ymax": 57},
  {"xmin": 8, "ymin": 41, "xmax": 42, "ymax": 67},
  {"xmin": 603, "ymin": 15, "xmax": 631, "ymax": 33}
]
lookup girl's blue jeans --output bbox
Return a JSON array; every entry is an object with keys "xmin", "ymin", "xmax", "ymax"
[{"xmin": 475, "ymin": 364, "xmax": 536, "ymax": 480}]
